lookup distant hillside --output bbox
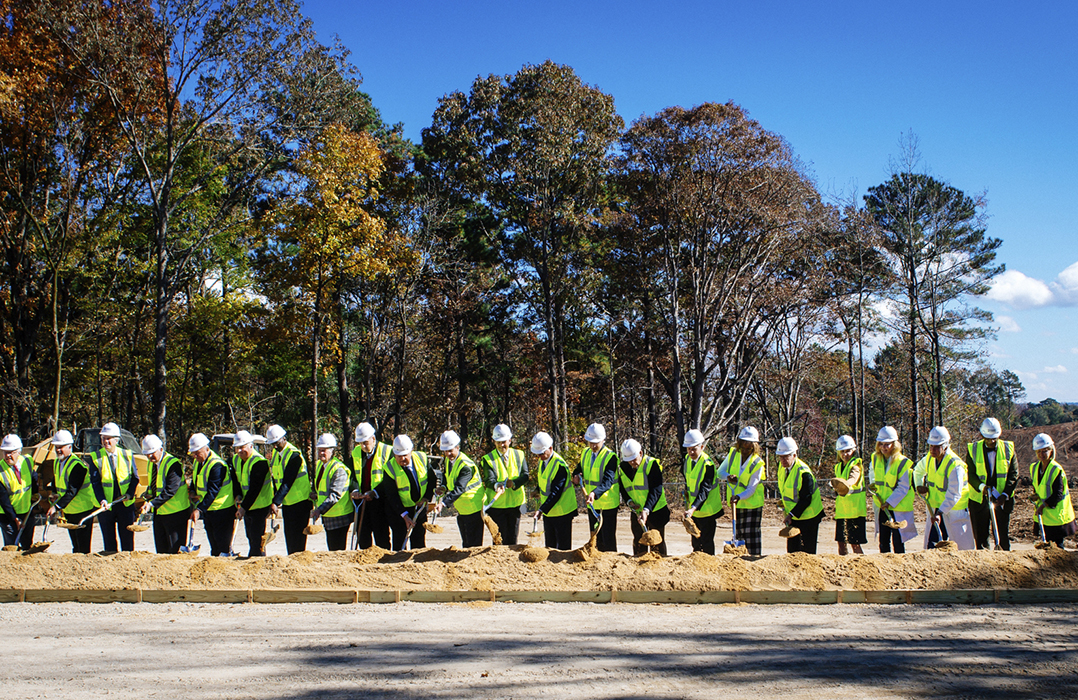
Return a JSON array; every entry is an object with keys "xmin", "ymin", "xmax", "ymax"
[{"xmin": 1008, "ymin": 421, "xmax": 1078, "ymax": 469}]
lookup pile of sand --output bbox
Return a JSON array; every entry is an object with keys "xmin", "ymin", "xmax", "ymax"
[{"xmin": 0, "ymin": 547, "xmax": 1075, "ymax": 592}]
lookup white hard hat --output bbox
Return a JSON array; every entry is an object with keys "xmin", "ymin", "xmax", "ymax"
[
  {"xmin": 776, "ymin": 437, "xmax": 798, "ymax": 456},
  {"xmin": 187, "ymin": 432, "xmax": 209, "ymax": 453},
  {"xmin": 52, "ymin": 429, "xmax": 74, "ymax": 446},
  {"xmin": 265, "ymin": 424, "xmax": 286, "ymax": 444},
  {"xmin": 439, "ymin": 430, "xmax": 461, "ymax": 451},
  {"xmin": 530, "ymin": 432, "xmax": 553, "ymax": 455},
  {"xmin": 1, "ymin": 434, "xmax": 23, "ymax": 452},
  {"xmin": 979, "ymin": 417, "xmax": 1002, "ymax": 439},
  {"xmin": 393, "ymin": 434, "xmax": 413, "ymax": 456},
  {"xmin": 492, "ymin": 423, "xmax": 512, "ymax": 442},
  {"xmin": 232, "ymin": 430, "xmax": 254, "ymax": 449},
  {"xmin": 100, "ymin": 422, "xmax": 121, "ymax": 438},
  {"xmin": 1033, "ymin": 433, "xmax": 1054, "ymax": 451},
  {"xmin": 927, "ymin": 426, "xmax": 951, "ymax": 446},
  {"xmin": 584, "ymin": 423, "xmax": 606, "ymax": 443},
  {"xmin": 683, "ymin": 429, "xmax": 705, "ymax": 448},
  {"xmin": 355, "ymin": 422, "xmax": 376, "ymax": 442},
  {"xmin": 141, "ymin": 435, "xmax": 163, "ymax": 455},
  {"xmin": 737, "ymin": 426, "xmax": 760, "ymax": 443},
  {"xmin": 316, "ymin": 433, "xmax": 338, "ymax": 449},
  {"xmin": 620, "ymin": 439, "xmax": 642, "ymax": 462},
  {"xmin": 876, "ymin": 426, "xmax": 899, "ymax": 443},
  {"xmin": 835, "ymin": 435, "xmax": 856, "ymax": 452}
]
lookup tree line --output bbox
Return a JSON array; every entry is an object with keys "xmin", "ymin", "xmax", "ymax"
[{"xmin": 0, "ymin": 0, "xmax": 1022, "ymax": 469}]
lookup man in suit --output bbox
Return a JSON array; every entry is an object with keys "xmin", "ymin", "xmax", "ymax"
[{"xmin": 369, "ymin": 435, "xmax": 437, "ymax": 551}]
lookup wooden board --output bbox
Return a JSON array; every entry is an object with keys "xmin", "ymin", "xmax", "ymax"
[
  {"xmin": 495, "ymin": 590, "xmax": 613, "ymax": 604},
  {"xmin": 0, "ymin": 589, "xmax": 24, "ymax": 603},
  {"xmin": 909, "ymin": 589, "xmax": 996, "ymax": 605},
  {"xmin": 615, "ymin": 590, "xmax": 737, "ymax": 604},
  {"xmin": 399, "ymin": 590, "xmax": 495, "ymax": 603},
  {"xmin": 998, "ymin": 588, "xmax": 1078, "ymax": 604},
  {"xmin": 141, "ymin": 590, "xmax": 250, "ymax": 604},
  {"xmin": 739, "ymin": 590, "xmax": 839, "ymax": 605},
  {"xmin": 253, "ymin": 590, "xmax": 358, "ymax": 604},
  {"xmin": 24, "ymin": 589, "xmax": 141, "ymax": 604}
]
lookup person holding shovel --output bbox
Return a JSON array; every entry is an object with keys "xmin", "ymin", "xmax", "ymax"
[
  {"xmin": 188, "ymin": 432, "xmax": 236, "ymax": 557},
  {"xmin": 374, "ymin": 435, "xmax": 437, "ymax": 551},
  {"xmin": 965, "ymin": 417, "xmax": 1019, "ymax": 550},
  {"xmin": 310, "ymin": 433, "xmax": 352, "ymax": 551},
  {"xmin": 619, "ymin": 439, "xmax": 669, "ymax": 557},
  {"xmin": 233, "ymin": 430, "xmax": 273, "ymax": 556},
  {"xmin": 832, "ymin": 435, "xmax": 866, "ymax": 555},
  {"xmin": 776, "ymin": 437, "xmax": 823, "ymax": 554},
  {"xmin": 267, "ymin": 424, "xmax": 311, "ymax": 554},
  {"xmin": 349, "ymin": 422, "xmax": 392, "ymax": 550},
  {"xmin": 90, "ymin": 422, "xmax": 140, "ymax": 552},
  {"xmin": 0, "ymin": 434, "xmax": 39, "ymax": 550},
  {"xmin": 480, "ymin": 423, "xmax": 529, "ymax": 546},
  {"xmin": 718, "ymin": 427, "xmax": 766, "ymax": 555},
  {"xmin": 139, "ymin": 435, "xmax": 191, "ymax": 554},
  {"xmin": 925, "ymin": 426, "xmax": 975, "ymax": 550},
  {"xmin": 434, "ymin": 430, "xmax": 486, "ymax": 548},
  {"xmin": 914, "ymin": 452, "xmax": 949, "ymax": 549},
  {"xmin": 531, "ymin": 432, "xmax": 576, "ymax": 550},
  {"xmin": 574, "ymin": 423, "xmax": 620, "ymax": 552},
  {"xmin": 1030, "ymin": 433, "xmax": 1076, "ymax": 548},
  {"xmin": 682, "ymin": 429, "xmax": 724, "ymax": 555},
  {"xmin": 46, "ymin": 430, "xmax": 105, "ymax": 554},
  {"xmin": 869, "ymin": 426, "xmax": 917, "ymax": 553}
]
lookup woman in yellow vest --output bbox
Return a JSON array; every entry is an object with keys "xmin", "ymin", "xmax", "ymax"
[
  {"xmin": 925, "ymin": 426, "xmax": 974, "ymax": 550},
  {"xmin": 869, "ymin": 426, "xmax": 917, "ymax": 553},
  {"xmin": 47, "ymin": 429, "xmax": 106, "ymax": 554},
  {"xmin": 0, "ymin": 434, "xmax": 40, "ymax": 550},
  {"xmin": 682, "ymin": 429, "xmax": 724, "ymax": 554},
  {"xmin": 619, "ymin": 438, "xmax": 669, "ymax": 556},
  {"xmin": 435, "ymin": 430, "xmax": 486, "ymax": 547},
  {"xmin": 480, "ymin": 423, "xmax": 528, "ymax": 546},
  {"xmin": 1030, "ymin": 433, "xmax": 1076, "ymax": 548},
  {"xmin": 718, "ymin": 426, "xmax": 766, "ymax": 555},
  {"xmin": 832, "ymin": 435, "xmax": 866, "ymax": 555},
  {"xmin": 530, "ymin": 432, "xmax": 577, "ymax": 550},
  {"xmin": 310, "ymin": 433, "xmax": 353, "ymax": 551},
  {"xmin": 92, "ymin": 422, "xmax": 140, "ymax": 552},
  {"xmin": 776, "ymin": 437, "xmax": 823, "ymax": 554},
  {"xmin": 139, "ymin": 435, "xmax": 191, "ymax": 553}
]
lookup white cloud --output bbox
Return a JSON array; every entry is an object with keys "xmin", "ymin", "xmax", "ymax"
[
  {"xmin": 1042, "ymin": 365, "xmax": 1068, "ymax": 374},
  {"xmin": 996, "ymin": 315, "xmax": 1021, "ymax": 333},
  {"xmin": 987, "ymin": 261, "xmax": 1078, "ymax": 309},
  {"xmin": 1016, "ymin": 370, "xmax": 1039, "ymax": 381},
  {"xmin": 1072, "ymin": 347, "xmax": 1078, "ymax": 355}
]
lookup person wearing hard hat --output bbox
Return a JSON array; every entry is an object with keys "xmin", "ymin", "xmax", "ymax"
[
  {"xmin": 434, "ymin": 430, "xmax": 485, "ymax": 547},
  {"xmin": 965, "ymin": 417, "xmax": 1019, "ymax": 550},
  {"xmin": 188, "ymin": 432, "xmax": 237, "ymax": 556},
  {"xmin": 233, "ymin": 430, "xmax": 273, "ymax": 556},
  {"xmin": 89, "ymin": 422, "xmax": 140, "ymax": 552},
  {"xmin": 717, "ymin": 426, "xmax": 766, "ymax": 555},
  {"xmin": 531, "ymin": 431, "xmax": 577, "ymax": 550},
  {"xmin": 925, "ymin": 426, "xmax": 974, "ymax": 550},
  {"xmin": 310, "ymin": 433, "xmax": 352, "ymax": 551},
  {"xmin": 776, "ymin": 437, "xmax": 824, "ymax": 554},
  {"xmin": 913, "ymin": 450, "xmax": 949, "ymax": 549},
  {"xmin": 45, "ymin": 430, "xmax": 105, "ymax": 554},
  {"xmin": 375, "ymin": 434, "xmax": 437, "ymax": 551},
  {"xmin": 0, "ymin": 434, "xmax": 40, "ymax": 550},
  {"xmin": 682, "ymin": 429, "xmax": 724, "ymax": 555},
  {"xmin": 1029, "ymin": 433, "xmax": 1076, "ymax": 548},
  {"xmin": 480, "ymin": 423, "xmax": 529, "ymax": 546},
  {"xmin": 138, "ymin": 435, "xmax": 191, "ymax": 553},
  {"xmin": 619, "ymin": 438, "xmax": 670, "ymax": 556},
  {"xmin": 573, "ymin": 423, "xmax": 619, "ymax": 552},
  {"xmin": 868, "ymin": 426, "xmax": 917, "ymax": 553},
  {"xmin": 348, "ymin": 422, "xmax": 392, "ymax": 550},
  {"xmin": 832, "ymin": 435, "xmax": 866, "ymax": 555},
  {"xmin": 267, "ymin": 424, "xmax": 311, "ymax": 554}
]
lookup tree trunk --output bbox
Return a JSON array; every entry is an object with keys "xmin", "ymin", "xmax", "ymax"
[
  {"xmin": 152, "ymin": 216, "xmax": 170, "ymax": 443},
  {"xmin": 336, "ymin": 289, "xmax": 352, "ymax": 455}
]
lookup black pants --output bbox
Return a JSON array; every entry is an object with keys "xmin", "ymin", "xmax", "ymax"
[
  {"xmin": 786, "ymin": 512, "xmax": 823, "ymax": 554},
  {"xmin": 355, "ymin": 497, "xmax": 390, "ymax": 550},
  {"xmin": 282, "ymin": 501, "xmax": 310, "ymax": 554},
  {"xmin": 1, "ymin": 513, "xmax": 35, "ymax": 549},
  {"xmin": 690, "ymin": 511, "xmax": 722, "ymax": 555},
  {"xmin": 98, "ymin": 502, "xmax": 137, "ymax": 552},
  {"xmin": 64, "ymin": 509, "xmax": 94, "ymax": 554},
  {"xmin": 487, "ymin": 506, "xmax": 521, "ymax": 546},
  {"xmin": 543, "ymin": 512, "xmax": 574, "ymax": 550},
  {"xmin": 325, "ymin": 526, "xmax": 349, "ymax": 551},
  {"xmin": 153, "ymin": 510, "xmax": 190, "ymax": 554},
  {"xmin": 629, "ymin": 506, "xmax": 669, "ymax": 556},
  {"xmin": 243, "ymin": 506, "xmax": 270, "ymax": 556},
  {"xmin": 389, "ymin": 505, "xmax": 428, "ymax": 551},
  {"xmin": 969, "ymin": 497, "xmax": 1013, "ymax": 550},
  {"xmin": 458, "ymin": 511, "xmax": 484, "ymax": 547},
  {"xmin": 588, "ymin": 507, "xmax": 619, "ymax": 552},
  {"xmin": 879, "ymin": 516, "xmax": 904, "ymax": 553},
  {"xmin": 203, "ymin": 506, "xmax": 236, "ymax": 556}
]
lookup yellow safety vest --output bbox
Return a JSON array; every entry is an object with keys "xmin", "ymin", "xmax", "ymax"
[
  {"xmin": 234, "ymin": 452, "xmax": 273, "ymax": 510},
  {"xmin": 350, "ymin": 441, "xmax": 392, "ymax": 491},
  {"xmin": 481, "ymin": 447, "xmax": 526, "ymax": 508},
  {"xmin": 877, "ymin": 454, "xmax": 915, "ymax": 511},
  {"xmin": 446, "ymin": 453, "xmax": 485, "ymax": 515},
  {"xmin": 315, "ymin": 457, "xmax": 352, "ymax": 518},
  {"xmin": 94, "ymin": 448, "xmax": 138, "ymax": 507},
  {"xmin": 966, "ymin": 440, "xmax": 1014, "ymax": 503},
  {"xmin": 538, "ymin": 453, "xmax": 577, "ymax": 517},
  {"xmin": 620, "ymin": 456, "xmax": 667, "ymax": 512},
  {"xmin": 146, "ymin": 453, "xmax": 191, "ymax": 516},
  {"xmin": 778, "ymin": 459, "xmax": 823, "ymax": 520},
  {"xmin": 684, "ymin": 452, "xmax": 724, "ymax": 517},
  {"xmin": 725, "ymin": 449, "xmax": 765, "ymax": 509},
  {"xmin": 55, "ymin": 453, "xmax": 97, "ymax": 513},
  {"xmin": 194, "ymin": 451, "xmax": 234, "ymax": 511},
  {"xmin": 1031, "ymin": 460, "xmax": 1075, "ymax": 527},
  {"xmin": 928, "ymin": 451, "xmax": 968, "ymax": 512},
  {"xmin": 579, "ymin": 446, "xmax": 619, "ymax": 509},
  {"xmin": 271, "ymin": 442, "xmax": 310, "ymax": 506},
  {"xmin": 385, "ymin": 452, "xmax": 430, "ymax": 508},
  {"xmin": 0, "ymin": 455, "xmax": 34, "ymax": 515},
  {"xmin": 834, "ymin": 457, "xmax": 866, "ymax": 519}
]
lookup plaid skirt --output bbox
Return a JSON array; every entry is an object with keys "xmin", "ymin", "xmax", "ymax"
[{"xmin": 734, "ymin": 506, "xmax": 763, "ymax": 555}]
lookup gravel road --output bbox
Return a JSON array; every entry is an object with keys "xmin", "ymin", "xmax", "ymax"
[{"xmin": 2, "ymin": 601, "xmax": 1074, "ymax": 699}]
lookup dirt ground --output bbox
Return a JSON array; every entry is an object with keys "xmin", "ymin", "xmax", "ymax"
[{"xmin": 1, "ymin": 601, "xmax": 1076, "ymax": 699}]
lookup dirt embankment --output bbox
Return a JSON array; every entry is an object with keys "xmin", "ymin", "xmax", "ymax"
[{"xmin": 1, "ymin": 546, "xmax": 1076, "ymax": 592}]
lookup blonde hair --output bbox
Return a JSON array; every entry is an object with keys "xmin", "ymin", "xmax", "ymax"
[
  {"xmin": 875, "ymin": 440, "xmax": 904, "ymax": 461},
  {"xmin": 737, "ymin": 439, "xmax": 761, "ymax": 457}
]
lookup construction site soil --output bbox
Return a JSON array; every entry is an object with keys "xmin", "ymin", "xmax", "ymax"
[{"xmin": 2, "ymin": 545, "xmax": 1076, "ymax": 592}]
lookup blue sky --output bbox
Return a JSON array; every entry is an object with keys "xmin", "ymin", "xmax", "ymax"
[{"xmin": 302, "ymin": 1, "xmax": 1078, "ymax": 402}]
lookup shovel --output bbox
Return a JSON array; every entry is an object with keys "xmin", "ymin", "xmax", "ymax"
[
  {"xmin": 481, "ymin": 490, "xmax": 504, "ymax": 545},
  {"xmin": 423, "ymin": 502, "xmax": 444, "ymax": 535},
  {"xmin": 1034, "ymin": 512, "xmax": 1052, "ymax": 549},
  {"xmin": 261, "ymin": 517, "xmax": 280, "ymax": 549},
  {"xmin": 303, "ymin": 512, "xmax": 324, "ymax": 536},
  {"xmin": 3, "ymin": 496, "xmax": 42, "ymax": 551},
  {"xmin": 636, "ymin": 510, "xmax": 662, "ymax": 553},
  {"xmin": 987, "ymin": 494, "xmax": 1001, "ymax": 550},
  {"xmin": 725, "ymin": 496, "xmax": 745, "ymax": 551},
  {"xmin": 179, "ymin": 521, "xmax": 200, "ymax": 553},
  {"xmin": 26, "ymin": 519, "xmax": 51, "ymax": 554},
  {"xmin": 401, "ymin": 499, "xmax": 427, "ymax": 550},
  {"xmin": 527, "ymin": 509, "xmax": 543, "ymax": 540},
  {"xmin": 58, "ymin": 497, "xmax": 126, "ymax": 529},
  {"xmin": 127, "ymin": 511, "xmax": 151, "ymax": 533},
  {"xmin": 220, "ymin": 521, "xmax": 240, "ymax": 557}
]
